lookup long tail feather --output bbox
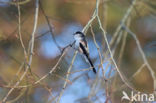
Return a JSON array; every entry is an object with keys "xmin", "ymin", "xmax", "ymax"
[
  {"xmin": 79, "ymin": 43, "xmax": 96, "ymax": 74},
  {"xmin": 86, "ymin": 56, "xmax": 96, "ymax": 73}
]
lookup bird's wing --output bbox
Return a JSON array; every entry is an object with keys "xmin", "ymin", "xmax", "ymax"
[{"xmin": 79, "ymin": 40, "xmax": 89, "ymax": 55}]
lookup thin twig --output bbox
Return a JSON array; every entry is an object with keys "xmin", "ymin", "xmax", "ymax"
[
  {"xmin": 90, "ymin": 26, "xmax": 106, "ymax": 80},
  {"xmin": 0, "ymin": 0, "xmax": 30, "ymax": 5},
  {"xmin": 56, "ymin": 52, "xmax": 77, "ymax": 103},
  {"xmin": 17, "ymin": 4, "xmax": 28, "ymax": 60},
  {"xmin": 132, "ymin": 63, "xmax": 146, "ymax": 78},
  {"xmin": 2, "ymin": 0, "xmax": 39, "ymax": 102},
  {"xmin": 123, "ymin": 25, "xmax": 156, "ymax": 92},
  {"xmin": 118, "ymin": 17, "xmax": 131, "ymax": 65},
  {"xmin": 39, "ymin": 0, "xmax": 61, "ymax": 51},
  {"xmin": 109, "ymin": 0, "xmax": 137, "ymax": 47},
  {"xmin": 97, "ymin": 15, "xmax": 135, "ymax": 90}
]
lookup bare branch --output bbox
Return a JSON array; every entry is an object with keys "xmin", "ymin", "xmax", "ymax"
[
  {"xmin": 123, "ymin": 25, "xmax": 156, "ymax": 92},
  {"xmin": 2, "ymin": 0, "xmax": 39, "ymax": 102}
]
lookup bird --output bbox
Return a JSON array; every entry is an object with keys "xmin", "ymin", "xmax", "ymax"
[{"xmin": 73, "ymin": 31, "xmax": 96, "ymax": 74}]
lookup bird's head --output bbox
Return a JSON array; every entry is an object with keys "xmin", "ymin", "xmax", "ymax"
[{"xmin": 73, "ymin": 31, "xmax": 85, "ymax": 40}]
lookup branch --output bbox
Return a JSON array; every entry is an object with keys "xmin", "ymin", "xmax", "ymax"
[
  {"xmin": 0, "ymin": 0, "xmax": 30, "ymax": 5},
  {"xmin": 39, "ymin": 1, "xmax": 62, "ymax": 51},
  {"xmin": 2, "ymin": 0, "xmax": 39, "ymax": 102},
  {"xmin": 122, "ymin": 25, "xmax": 156, "ymax": 92}
]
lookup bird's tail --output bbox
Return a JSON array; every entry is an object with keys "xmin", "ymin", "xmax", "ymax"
[
  {"xmin": 86, "ymin": 55, "xmax": 96, "ymax": 74},
  {"xmin": 79, "ymin": 43, "xmax": 96, "ymax": 74}
]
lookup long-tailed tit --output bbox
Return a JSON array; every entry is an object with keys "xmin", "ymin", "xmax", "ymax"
[{"xmin": 73, "ymin": 31, "xmax": 96, "ymax": 74}]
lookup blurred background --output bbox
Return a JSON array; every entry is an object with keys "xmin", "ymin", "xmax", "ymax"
[{"xmin": 0, "ymin": 0, "xmax": 155, "ymax": 103}]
